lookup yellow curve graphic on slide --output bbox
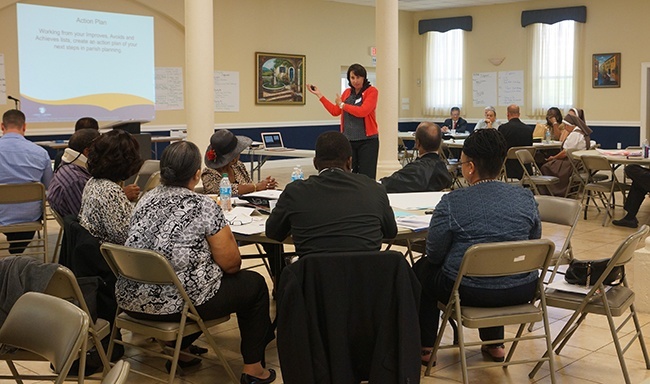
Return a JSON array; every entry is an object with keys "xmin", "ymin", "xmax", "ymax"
[{"xmin": 22, "ymin": 94, "xmax": 154, "ymax": 111}]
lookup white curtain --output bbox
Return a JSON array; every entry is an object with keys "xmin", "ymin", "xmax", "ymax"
[
  {"xmin": 423, "ymin": 30, "xmax": 463, "ymax": 116},
  {"xmin": 528, "ymin": 20, "xmax": 579, "ymax": 118}
]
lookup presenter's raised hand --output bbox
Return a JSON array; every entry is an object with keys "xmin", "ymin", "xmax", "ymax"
[{"xmin": 307, "ymin": 84, "xmax": 322, "ymax": 98}]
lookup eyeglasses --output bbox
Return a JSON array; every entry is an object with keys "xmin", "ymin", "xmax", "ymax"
[
  {"xmin": 458, "ymin": 160, "xmax": 473, "ymax": 166},
  {"xmin": 226, "ymin": 216, "xmax": 253, "ymax": 226}
]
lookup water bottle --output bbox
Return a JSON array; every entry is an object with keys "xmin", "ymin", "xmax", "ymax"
[
  {"xmin": 219, "ymin": 173, "xmax": 232, "ymax": 211},
  {"xmin": 544, "ymin": 127, "xmax": 551, "ymax": 144},
  {"xmin": 297, "ymin": 165, "xmax": 304, "ymax": 180},
  {"xmin": 644, "ymin": 140, "xmax": 649, "ymax": 159},
  {"xmin": 291, "ymin": 165, "xmax": 303, "ymax": 181}
]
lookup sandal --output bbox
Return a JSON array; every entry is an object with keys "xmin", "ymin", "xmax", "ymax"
[{"xmin": 421, "ymin": 349, "xmax": 436, "ymax": 367}]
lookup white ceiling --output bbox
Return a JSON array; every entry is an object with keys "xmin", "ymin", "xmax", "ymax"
[{"xmin": 327, "ymin": 0, "xmax": 534, "ymax": 12}]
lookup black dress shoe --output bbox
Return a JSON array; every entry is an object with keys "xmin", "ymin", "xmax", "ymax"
[
  {"xmin": 188, "ymin": 344, "xmax": 208, "ymax": 355},
  {"xmin": 612, "ymin": 217, "xmax": 639, "ymax": 228},
  {"xmin": 240, "ymin": 368, "xmax": 276, "ymax": 384},
  {"xmin": 165, "ymin": 357, "xmax": 202, "ymax": 373}
]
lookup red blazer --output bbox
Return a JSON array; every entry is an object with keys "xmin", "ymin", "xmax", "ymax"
[{"xmin": 319, "ymin": 86, "xmax": 379, "ymax": 137}]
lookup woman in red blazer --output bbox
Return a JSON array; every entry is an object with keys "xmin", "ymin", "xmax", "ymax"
[{"xmin": 308, "ymin": 64, "xmax": 379, "ymax": 179}]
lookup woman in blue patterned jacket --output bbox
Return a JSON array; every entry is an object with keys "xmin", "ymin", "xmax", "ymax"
[{"xmin": 415, "ymin": 128, "xmax": 541, "ymax": 366}]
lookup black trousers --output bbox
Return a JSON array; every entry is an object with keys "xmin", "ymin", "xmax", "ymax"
[
  {"xmin": 5, "ymin": 231, "xmax": 35, "ymax": 254},
  {"xmin": 413, "ymin": 257, "xmax": 537, "ymax": 347},
  {"xmin": 350, "ymin": 137, "xmax": 379, "ymax": 179},
  {"xmin": 126, "ymin": 270, "xmax": 274, "ymax": 364},
  {"xmin": 623, "ymin": 164, "xmax": 650, "ymax": 217}
]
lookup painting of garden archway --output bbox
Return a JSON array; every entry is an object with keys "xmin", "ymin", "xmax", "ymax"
[{"xmin": 256, "ymin": 52, "xmax": 305, "ymax": 105}]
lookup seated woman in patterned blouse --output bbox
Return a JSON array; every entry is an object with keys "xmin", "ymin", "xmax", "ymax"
[
  {"xmin": 79, "ymin": 129, "xmax": 143, "ymax": 245},
  {"xmin": 117, "ymin": 141, "xmax": 276, "ymax": 384},
  {"xmin": 201, "ymin": 129, "xmax": 277, "ymax": 195}
]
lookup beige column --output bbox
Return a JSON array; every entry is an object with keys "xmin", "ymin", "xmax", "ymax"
[
  {"xmin": 375, "ymin": 0, "xmax": 401, "ymax": 179},
  {"xmin": 184, "ymin": 0, "xmax": 214, "ymax": 155}
]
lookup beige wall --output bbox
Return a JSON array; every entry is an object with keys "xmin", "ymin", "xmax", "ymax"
[
  {"xmin": 0, "ymin": 0, "xmax": 414, "ymax": 131},
  {"xmin": 410, "ymin": 0, "xmax": 650, "ymax": 125},
  {"xmin": 0, "ymin": 0, "xmax": 645, "ymax": 132}
]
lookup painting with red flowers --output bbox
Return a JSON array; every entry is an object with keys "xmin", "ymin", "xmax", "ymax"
[{"xmin": 256, "ymin": 52, "xmax": 306, "ymax": 105}]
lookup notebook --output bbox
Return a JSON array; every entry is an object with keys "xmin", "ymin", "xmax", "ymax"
[{"xmin": 261, "ymin": 132, "xmax": 294, "ymax": 151}]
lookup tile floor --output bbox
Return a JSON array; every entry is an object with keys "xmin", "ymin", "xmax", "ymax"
[{"xmin": 3, "ymin": 158, "xmax": 650, "ymax": 384}]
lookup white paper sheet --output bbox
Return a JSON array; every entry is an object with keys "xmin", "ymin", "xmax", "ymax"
[{"xmin": 387, "ymin": 191, "xmax": 448, "ymax": 211}]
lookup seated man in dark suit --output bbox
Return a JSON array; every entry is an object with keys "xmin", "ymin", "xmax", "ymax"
[
  {"xmin": 380, "ymin": 122, "xmax": 452, "ymax": 193},
  {"xmin": 498, "ymin": 104, "xmax": 533, "ymax": 180},
  {"xmin": 266, "ymin": 131, "xmax": 397, "ymax": 256},
  {"xmin": 441, "ymin": 107, "xmax": 468, "ymax": 133}
]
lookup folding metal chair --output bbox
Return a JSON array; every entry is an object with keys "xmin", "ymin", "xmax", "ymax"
[
  {"xmin": 535, "ymin": 195, "xmax": 582, "ymax": 284},
  {"xmin": 425, "ymin": 239, "xmax": 557, "ymax": 384},
  {"xmin": 0, "ymin": 292, "xmax": 89, "ymax": 384},
  {"xmin": 580, "ymin": 154, "xmax": 630, "ymax": 226},
  {"xmin": 530, "ymin": 225, "xmax": 650, "ymax": 384},
  {"xmin": 516, "ymin": 149, "xmax": 559, "ymax": 195},
  {"xmin": 0, "ymin": 182, "xmax": 48, "ymax": 262},
  {"xmin": 45, "ymin": 265, "xmax": 112, "ymax": 376},
  {"xmin": 100, "ymin": 243, "xmax": 237, "ymax": 384},
  {"xmin": 500, "ymin": 146, "xmax": 535, "ymax": 183}
]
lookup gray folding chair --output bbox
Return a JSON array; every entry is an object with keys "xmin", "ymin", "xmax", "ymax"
[
  {"xmin": 425, "ymin": 239, "xmax": 557, "ymax": 384},
  {"xmin": 580, "ymin": 154, "xmax": 630, "ymax": 226},
  {"xmin": 516, "ymin": 149, "xmax": 559, "ymax": 195},
  {"xmin": 535, "ymin": 195, "xmax": 582, "ymax": 284},
  {"xmin": 100, "ymin": 243, "xmax": 237, "ymax": 384},
  {"xmin": 45, "ymin": 265, "xmax": 112, "ymax": 376},
  {"xmin": 0, "ymin": 182, "xmax": 48, "ymax": 262},
  {"xmin": 0, "ymin": 292, "xmax": 89, "ymax": 384},
  {"xmin": 530, "ymin": 225, "xmax": 650, "ymax": 384}
]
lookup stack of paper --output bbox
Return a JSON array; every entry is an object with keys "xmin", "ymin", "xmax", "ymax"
[{"xmin": 395, "ymin": 215, "xmax": 431, "ymax": 232}]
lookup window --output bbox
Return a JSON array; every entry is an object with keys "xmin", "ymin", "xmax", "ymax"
[
  {"xmin": 529, "ymin": 20, "xmax": 579, "ymax": 117},
  {"xmin": 423, "ymin": 29, "xmax": 463, "ymax": 116}
]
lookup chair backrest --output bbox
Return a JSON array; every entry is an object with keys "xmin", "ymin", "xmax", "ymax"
[
  {"xmin": 580, "ymin": 154, "xmax": 612, "ymax": 173},
  {"xmin": 0, "ymin": 292, "xmax": 89, "ymax": 374},
  {"xmin": 132, "ymin": 159, "xmax": 160, "ymax": 190},
  {"xmin": 44, "ymin": 265, "xmax": 97, "ymax": 324},
  {"xmin": 458, "ymin": 239, "xmax": 555, "ymax": 279},
  {"xmin": 101, "ymin": 359, "xmax": 130, "ymax": 384},
  {"xmin": 142, "ymin": 171, "xmax": 161, "ymax": 193},
  {"xmin": 535, "ymin": 195, "xmax": 582, "ymax": 227},
  {"xmin": 610, "ymin": 225, "xmax": 649, "ymax": 268},
  {"xmin": 515, "ymin": 148, "xmax": 536, "ymax": 167},
  {"xmin": 501, "ymin": 146, "xmax": 535, "ymax": 181},
  {"xmin": 100, "ymin": 243, "xmax": 197, "ymax": 313},
  {"xmin": 0, "ymin": 182, "xmax": 45, "ymax": 205}
]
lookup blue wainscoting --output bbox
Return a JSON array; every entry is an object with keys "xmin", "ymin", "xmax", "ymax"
[{"xmin": 26, "ymin": 122, "xmax": 642, "ymax": 160}]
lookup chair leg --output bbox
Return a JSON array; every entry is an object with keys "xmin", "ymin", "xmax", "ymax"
[
  {"xmin": 601, "ymin": 298, "xmax": 632, "ymax": 384},
  {"xmin": 630, "ymin": 303, "xmax": 650, "ymax": 369},
  {"xmin": 6, "ymin": 361, "xmax": 24, "ymax": 384},
  {"xmin": 200, "ymin": 323, "xmax": 239, "ymax": 383}
]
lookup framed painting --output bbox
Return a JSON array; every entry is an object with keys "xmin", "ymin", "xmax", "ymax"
[
  {"xmin": 255, "ymin": 52, "xmax": 305, "ymax": 105},
  {"xmin": 593, "ymin": 53, "xmax": 621, "ymax": 88}
]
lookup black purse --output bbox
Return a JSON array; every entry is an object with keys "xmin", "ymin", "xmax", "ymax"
[{"xmin": 564, "ymin": 258, "xmax": 624, "ymax": 287}]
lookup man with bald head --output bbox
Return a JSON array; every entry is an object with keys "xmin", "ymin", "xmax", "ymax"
[
  {"xmin": 498, "ymin": 104, "xmax": 533, "ymax": 180},
  {"xmin": 380, "ymin": 122, "xmax": 452, "ymax": 192}
]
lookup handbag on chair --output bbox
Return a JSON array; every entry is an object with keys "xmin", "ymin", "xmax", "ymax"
[{"xmin": 564, "ymin": 258, "xmax": 624, "ymax": 287}]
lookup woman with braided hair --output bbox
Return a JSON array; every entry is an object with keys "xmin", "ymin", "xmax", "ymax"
[{"xmin": 414, "ymin": 129, "xmax": 541, "ymax": 366}]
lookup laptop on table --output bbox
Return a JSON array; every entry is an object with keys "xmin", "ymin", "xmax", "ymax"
[{"xmin": 261, "ymin": 132, "xmax": 294, "ymax": 151}]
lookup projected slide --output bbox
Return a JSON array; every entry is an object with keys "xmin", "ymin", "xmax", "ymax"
[{"xmin": 17, "ymin": 4, "xmax": 155, "ymax": 123}]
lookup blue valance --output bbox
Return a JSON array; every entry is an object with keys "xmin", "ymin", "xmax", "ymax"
[
  {"xmin": 418, "ymin": 16, "xmax": 472, "ymax": 35},
  {"xmin": 521, "ymin": 6, "xmax": 586, "ymax": 27}
]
